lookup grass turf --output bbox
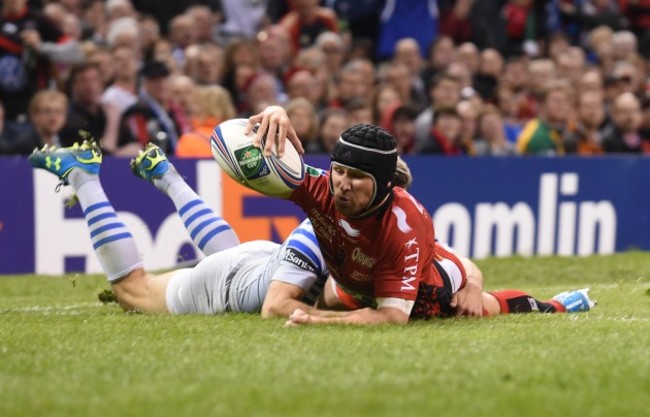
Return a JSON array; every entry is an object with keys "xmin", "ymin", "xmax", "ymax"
[{"xmin": 0, "ymin": 252, "xmax": 649, "ymax": 417}]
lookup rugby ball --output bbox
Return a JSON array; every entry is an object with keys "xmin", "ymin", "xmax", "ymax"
[{"xmin": 211, "ymin": 118, "xmax": 305, "ymax": 197}]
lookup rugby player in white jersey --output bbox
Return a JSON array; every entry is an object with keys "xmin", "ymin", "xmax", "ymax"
[{"xmin": 29, "ymin": 140, "xmax": 328, "ymax": 317}]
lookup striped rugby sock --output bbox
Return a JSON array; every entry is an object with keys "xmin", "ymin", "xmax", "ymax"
[
  {"xmin": 68, "ymin": 170, "xmax": 143, "ymax": 282},
  {"xmin": 153, "ymin": 171, "xmax": 240, "ymax": 256}
]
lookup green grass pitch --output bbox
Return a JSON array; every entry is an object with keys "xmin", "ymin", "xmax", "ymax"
[{"xmin": 1, "ymin": 252, "xmax": 649, "ymax": 417}]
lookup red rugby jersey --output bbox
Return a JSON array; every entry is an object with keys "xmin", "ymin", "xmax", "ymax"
[{"xmin": 290, "ymin": 169, "xmax": 440, "ymax": 305}]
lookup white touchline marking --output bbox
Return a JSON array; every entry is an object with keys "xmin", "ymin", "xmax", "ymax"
[{"xmin": 0, "ymin": 302, "xmax": 104, "ymax": 314}]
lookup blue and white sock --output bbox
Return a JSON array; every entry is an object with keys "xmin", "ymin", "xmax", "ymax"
[
  {"xmin": 68, "ymin": 170, "xmax": 143, "ymax": 282},
  {"xmin": 153, "ymin": 169, "xmax": 240, "ymax": 256}
]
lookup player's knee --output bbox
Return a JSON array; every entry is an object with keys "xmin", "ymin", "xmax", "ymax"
[{"xmin": 111, "ymin": 269, "xmax": 149, "ymax": 311}]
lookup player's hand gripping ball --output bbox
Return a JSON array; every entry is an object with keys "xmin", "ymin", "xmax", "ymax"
[{"xmin": 211, "ymin": 118, "xmax": 305, "ymax": 197}]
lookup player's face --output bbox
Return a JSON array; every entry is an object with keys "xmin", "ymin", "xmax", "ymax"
[{"xmin": 330, "ymin": 163, "xmax": 375, "ymax": 216}]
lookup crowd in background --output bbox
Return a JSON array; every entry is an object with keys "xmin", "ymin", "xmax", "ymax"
[{"xmin": 0, "ymin": 0, "xmax": 649, "ymax": 157}]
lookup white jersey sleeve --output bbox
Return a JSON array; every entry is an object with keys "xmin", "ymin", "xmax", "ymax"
[{"xmin": 272, "ymin": 219, "xmax": 329, "ymax": 304}]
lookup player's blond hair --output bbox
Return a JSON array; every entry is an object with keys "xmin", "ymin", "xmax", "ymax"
[{"xmin": 394, "ymin": 156, "xmax": 412, "ymax": 190}]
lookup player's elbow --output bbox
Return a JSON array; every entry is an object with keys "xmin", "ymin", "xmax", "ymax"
[{"xmin": 260, "ymin": 302, "xmax": 284, "ymax": 319}]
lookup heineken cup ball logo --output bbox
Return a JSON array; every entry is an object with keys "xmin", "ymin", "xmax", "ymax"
[{"xmin": 236, "ymin": 146, "xmax": 264, "ymax": 178}]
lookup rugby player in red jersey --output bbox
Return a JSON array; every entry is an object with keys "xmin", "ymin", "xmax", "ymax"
[{"xmin": 247, "ymin": 106, "xmax": 595, "ymax": 326}]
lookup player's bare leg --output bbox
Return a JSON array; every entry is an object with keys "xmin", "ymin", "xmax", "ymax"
[{"xmin": 29, "ymin": 140, "xmax": 172, "ymax": 314}]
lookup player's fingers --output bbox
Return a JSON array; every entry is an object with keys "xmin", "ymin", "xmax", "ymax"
[
  {"xmin": 287, "ymin": 125, "xmax": 304, "ymax": 155},
  {"xmin": 264, "ymin": 118, "xmax": 278, "ymax": 157},
  {"xmin": 252, "ymin": 115, "xmax": 268, "ymax": 148},
  {"xmin": 277, "ymin": 119, "xmax": 288, "ymax": 158}
]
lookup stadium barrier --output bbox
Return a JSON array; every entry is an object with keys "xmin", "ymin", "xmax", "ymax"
[{"xmin": 1, "ymin": 155, "xmax": 649, "ymax": 275}]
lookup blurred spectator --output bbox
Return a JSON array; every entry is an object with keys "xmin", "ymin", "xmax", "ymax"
[
  {"xmin": 602, "ymin": 92, "xmax": 646, "ymax": 153},
  {"xmin": 421, "ymin": 36, "xmax": 455, "ymax": 92},
  {"xmin": 59, "ymin": 62, "xmax": 107, "ymax": 147},
  {"xmin": 240, "ymin": 71, "xmax": 280, "ymax": 117},
  {"xmin": 496, "ymin": 86, "xmax": 525, "ymax": 143},
  {"xmin": 138, "ymin": 14, "xmax": 161, "ymax": 57},
  {"xmin": 176, "ymin": 85, "xmax": 236, "ymax": 158},
  {"xmin": 474, "ymin": 105, "xmax": 516, "ymax": 156},
  {"xmin": 516, "ymin": 80, "xmax": 574, "ymax": 155},
  {"xmin": 168, "ymin": 14, "xmax": 197, "ymax": 68},
  {"xmin": 456, "ymin": 42, "xmax": 481, "ymax": 75},
  {"xmin": 2, "ymin": 90, "xmax": 68, "ymax": 155},
  {"xmin": 414, "ymin": 72, "xmax": 461, "ymax": 149},
  {"xmin": 393, "ymin": 38, "xmax": 427, "ymax": 109},
  {"xmin": 381, "ymin": 62, "xmax": 415, "ymax": 110},
  {"xmin": 150, "ymin": 38, "xmax": 180, "ymax": 74},
  {"xmin": 293, "ymin": 46, "xmax": 331, "ymax": 107},
  {"xmin": 346, "ymin": 58, "xmax": 376, "ymax": 103},
  {"xmin": 86, "ymin": 46, "xmax": 114, "ymax": 87},
  {"xmin": 528, "ymin": 59, "xmax": 556, "ymax": 100},
  {"xmin": 316, "ymin": 107, "xmax": 349, "ymax": 153},
  {"xmin": 184, "ymin": 43, "xmax": 224, "ymax": 85},
  {"xmin": 372, "ymin": 84, "xmax": 401, "ymax": 124},
  {"xmin": 612, "ymin": 30, "xmax": 639, "ymax": 62},
  {"xmin": 447, "ymin": 62, "xmax": 473, "ymax": 90},
  {"xmin": 502, "ymin": 56, "xmax": 536, "ymax": 120},
  {"xmin": 280, "ymin": 0, "xmax": 338, "ymax": 55},
  {"xmin": 106, "ymin": 0, "xmax": 135, "ymax": 22},
  {"xmin": 170, "ymin": 74, "xmax": 197, "ymax": 122},
  {"xmin": 456, "ymin": 99, "xmax": 480, "ymax": 154},
  {"xmin": 286, "ymin": 68, "xmax": 320, "ymax": 106},
  {"xmin": 440, "ymin": 0, "xmax": 474, "ymax": 44},
  {"xmin": 376, "ymin": 0, "xmax": 439, "ymax": 60},
  {"xmin": 610, "ymin": 60, "xmax": 643, "ymax": 95},
  {"xmin": 101, "ymin": 45, "xmax": 139, "ymax": 114},
  {"xmin": 417, "ymin": 107, "xmax": 464, "ymax": 155},
  {"xmin": 106, "ymin": 16, "xmax": 140, "ymax": 51},
  {"xmin": 556, "ymin": 48, "xmax": 587, "ymax": 86},
  {"xmin": 221, "ymin": 38, "xmax": 259, "ymax": 101},
  {"xmin": 186, "ymin": 5, "xmax": 217, "ymax": 44},
  {"xmin": 578, "ymin": 68, "xmax": 605, "ymax": 96},
  {"xmin": 473, "ymin": 48, "xmax": 503, "ymax": 100},
  {"xmin": 345, "ymin": 97, "xmax": 373, "ymax": 126},
  {"xmin": 502, "ymin": 0, "xmax": 543, "ymax": 57},
  {"xmin": 565, "ymin": 90, "xmax": 606, "ymax": 155},
  {"xmin": 286, "ymin": 97, "xmax": 320, "ymax": 152},
  {"xmin": 117, "ymin": 60, "xmax": 185, "ymax": 155},
  {"xmin": 80, "ymin": 0, "xmax": 108, "ymax": 42},
  {"xmin": 315, "ymin": 31, "xmax": 346, "ymax": 76},
  {"xmin": 0, "ymin": 0, "xmax": 83, "ymax": 126},
  {"xmin": 381, "ymin": 103, "xmax": 419, "ymax": 154},
  {"xmin": 257, "ymin": 24, "xmax": 291, "ymax": 100},
  {"xmin": 329, "ymin": 62, "xmax": 366, "ymax": 108},
  {"xmin": 218, "ymin": 0, "xmax": 267, "ymax": 41}
]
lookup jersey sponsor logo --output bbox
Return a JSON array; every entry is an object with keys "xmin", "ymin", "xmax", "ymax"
[
  {"xmin": 309, "ymin": 208, "xmax": 336, "ymax": 243},
  {"xmin": 338, "ymin": 219, "xmax": 360, "ymax": 237},
  {"xmin": 401, "ymin": 238, "xmax": 420, "ymax": 291},
  {"xmin": 391, "ymin": 206, "xmax": 412, "ymax": 233},
  {"xmin": 351, "ymin": 246, "xmax": 376, "ymax": 268},
  {"xmin": 283, "ymin": 248, "xmax": 316, "ymax": 272}
]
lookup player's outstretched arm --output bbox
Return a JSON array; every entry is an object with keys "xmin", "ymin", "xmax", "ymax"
[
  {"xmin": 286, "ymin": 305, "xmax": 409, "ymax": 326},
  {"xmin": 261, "ymin": 281, "xmax": 319, "ymax": 319},
  {"xmin": 246, "ymin": 105, "xmax": 304, "ymax": 157}
]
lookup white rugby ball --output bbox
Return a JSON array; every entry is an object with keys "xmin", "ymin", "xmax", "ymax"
[{"xmin": 211, "ymin": 118, "xmax": 305, "ymax": 197}]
